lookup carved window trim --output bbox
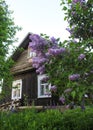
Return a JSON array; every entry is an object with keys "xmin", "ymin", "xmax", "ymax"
[
  {"xmin": 11, "ymin": 79, "xmax": 22, "ymax": 100},
  {"xmin": 38, "ymin": 75, "xmax": 51, "ymax": 98}
]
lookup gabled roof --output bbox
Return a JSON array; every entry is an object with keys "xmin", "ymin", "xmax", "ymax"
[
  {"xmin": 10, "ymin": 32, "xmax": 35, "ymax": 74},
  {"xmin": 11, "ymin": 32, "xmax": 31, "ymax": 61}
]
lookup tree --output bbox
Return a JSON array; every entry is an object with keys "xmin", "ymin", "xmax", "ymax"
[
  {"xmin": 0, "ymin": 0, "xmax": 20, "ymax": 99},
  {"xmin": 29, "ymin": 0, "xmax": 93, "ymax": 108}
]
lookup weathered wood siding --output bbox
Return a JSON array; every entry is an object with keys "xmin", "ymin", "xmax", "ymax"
[
  {"xmin": 13, "ymin": 70, "xmax": 51, "ymax": 106},
  {"xmin": 11, "ymin": 49, "xmax": 32, "ymax": 74},
  {"xmin": 9, "ymin": 33, "xmax": 51, "ymax": 106}
]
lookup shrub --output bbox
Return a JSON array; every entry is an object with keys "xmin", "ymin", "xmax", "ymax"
[{"xmin": 0, "ymin": 107, "xmax": 93, "ymax": 130}]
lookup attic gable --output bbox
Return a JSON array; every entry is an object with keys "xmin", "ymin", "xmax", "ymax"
[
  {"xmin": 11, "ymin": 33, "xmax": 31, "ymax": 61},
  {"xmin": 11, "ymin": 33, "xmax": 34, "ymax": 74}
]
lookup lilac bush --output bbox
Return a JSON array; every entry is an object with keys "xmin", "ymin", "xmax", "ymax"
[
  {"xmin": 60, "ymin": 0, "xmax": 93, "ymax": 106},
  {"xmin": 29, "ymin": 32, "xmax": 93, "ymax": 106},
  {"xmin": 28, "ymin": 0, "xmax": 93, "ymax": 106},
  {"xmin": 61, "ymin": 0, "xmax": 93, "ymax": 41}
]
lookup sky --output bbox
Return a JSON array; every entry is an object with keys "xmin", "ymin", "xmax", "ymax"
[{"xmin": 6, "ymin": 0, "xmax": 69, "ymax": 47}]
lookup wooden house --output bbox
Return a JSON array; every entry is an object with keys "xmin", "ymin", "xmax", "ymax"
[{"xmin": 9, "ymin": 33, "xmax": 52, "ymax": 106}]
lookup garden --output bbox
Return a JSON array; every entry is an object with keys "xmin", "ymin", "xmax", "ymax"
[{"xmin": 1, "ymin": 0, "xmax": 93, "ymax": 129}]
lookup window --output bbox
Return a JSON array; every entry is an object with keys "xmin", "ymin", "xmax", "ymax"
[
  {"xmin": 28, "ymin": 47, "xmax": 36, "ymax": 58},
  {"xmin": 0, "ymin": 79, "xmax": 3, "ymax": 93},
  {"xmin": 38, "ymin": 75, "xmax": 51, "ymax": 98},
  {"xmin": 11, "ymin": 79, "xmax": 22, "ymax": 100}
]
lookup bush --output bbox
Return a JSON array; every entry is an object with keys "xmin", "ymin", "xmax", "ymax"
[{"xmin": 0, "ymin": 107, "xmax": 93, "ymax": 130}]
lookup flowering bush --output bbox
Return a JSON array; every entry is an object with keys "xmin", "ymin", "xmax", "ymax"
[
  {"xmin": 29, "ymin": 0, "xmax": 93, "ymax": 107},
  {"xmin": 29, "ymin": 33, "xmax": 93, "ymax": 106},
  {"xmin": 61, "ymin": 0, "xmax": 93, "ymax": 41}
]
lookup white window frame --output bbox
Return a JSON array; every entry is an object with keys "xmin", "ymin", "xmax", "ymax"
[
  {"xmin": 0, "ymin": 79, "xmax": 3, "ymax": 93},
  {"xmin": 38, "ymin": 75, "xmax": 51, "ymax": 98},
  {"xmin": 11, "ymin": 79, "xmax": 22, "ymax": 100}
]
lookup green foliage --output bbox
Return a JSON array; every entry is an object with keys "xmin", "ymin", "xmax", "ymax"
[
  {"xmin": 45, "ymin": 38, "xmax": 93, "ymax": 105},
  {"xmin": 0, "ymin": 0, "xmax": 21, "ymax": 98},
  {"xmin": 0, "ymin": 108, "xmax": 93, "ymax": 130},
  {"xmin": 41, "ymin": 0, "xmax": 93, "ymax": 106},
  {"xmin": 60, "ymin": 0, "xmax": 93, "ymax": 41}
]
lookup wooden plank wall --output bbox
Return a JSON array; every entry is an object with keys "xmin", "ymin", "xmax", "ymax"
[
  {"xmin": 14, "ymin": 70, "xmax": 51, "ymax": 106},
  {"xmin": 11, "ymin": 49, "xmax": 32, "ymax": 74}
]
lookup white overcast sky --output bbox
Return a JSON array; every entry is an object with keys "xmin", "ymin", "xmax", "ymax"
[{"xmin": 6, "ymin": 0, "xmax": 69, "ymax": 46}]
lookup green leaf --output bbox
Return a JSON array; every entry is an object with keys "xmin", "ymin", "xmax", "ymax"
[
  {"xmin": 68, "ymin": 0, "xmax": 72, "ymax": 4},
  {"xmin": 63, "ymin": 6, "xmax": 67, "ymax": 11},
  {"xmin": 71, "ymin": 91, "xmax": 76, "ymax": 98}
]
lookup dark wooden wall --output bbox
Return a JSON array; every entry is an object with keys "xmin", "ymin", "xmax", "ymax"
[{"xmin": 13, "ymin": 69, "xmax": 51, "ymax": 106}]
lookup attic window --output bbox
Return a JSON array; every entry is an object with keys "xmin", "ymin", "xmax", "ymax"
[
  {"xmin": 11, "ymin": 79, "xmax": 22, "ymax": 100},
  {"xmin": 28, "ymin": 47, "xmax": 36, "ymax": 58}
]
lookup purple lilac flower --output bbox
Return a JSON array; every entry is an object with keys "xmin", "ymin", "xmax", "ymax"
[
  {"xmin": 42, "ymin": 76, "xmax": 49, "ymax": 82},
  {"xmin": 50, "ymin": 37, "xmax": 58, "ymax": 44},
  {"xmin": 69, "ymin": 74, "xmax": 80, "ymax": 81},
  {"xmin": 29, "ymin": 34, "xmax": 49, "ymax": 51},
  {"xmin": 32, "ymin": 63, "xmax": 39, "ymax": 68},
  {"xmin": 71, "ymin": 11, "xmax": 76, "ymax": 15},
  {"xmin": 29, "ymin": 34, "xmax": 47, "ymax": 45},
  {"xmin": 73, "ymin": 0, "xmax": 81, "ymax": 3},
  {"xmin": 66, "ymin": 28, "xmax": 74, "ymax": 35},
  {"xmin": 48, "ymin": 48, "xmax": 66, "ymax": 56},
  {"xmin": 45, "ymin": 52, "xmax": 50, "ymax": 58},
  {"xmin": 66, "ymin": 28, "xmax": 72, "ymax": 33},
  {"xmin": 36, "ymin": 65, "xmax": 45, "ymax": 74},
  {"xmin": 29, "ymin": 34, "xmax": 40, "ymax": 42},
  {"xmin": 73, "ymin": 0, "xmax": 85, "ymax": 4},
  {"xmin": 32, "ymin": 57, "xmax": 40, "ymax": 68},
  {"xmin": 59, "ymin": 96, "xmax": 65, "ymax": 104},
  {"xmin": 38, "ymin": 58, "xmax": 48, "ymax": 64},
  {"xmin": 78, "ymin": 54, "xmax": 85, "ymax": 60},
  {"xmin": 50, "ymin": 85, "xmax": 57, "ymax": 92}
]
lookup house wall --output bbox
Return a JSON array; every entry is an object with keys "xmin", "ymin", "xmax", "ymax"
[
  {"xmin": 10, "ymin": 38, "xmax": 51, "ymax": 106},
  {"xmin": 11, "ymin": 48, "xmax": 32, "ymax": 74},
  {"xmin": 13, "ymin": 70, "xmax": 51, "ymax": 106}
]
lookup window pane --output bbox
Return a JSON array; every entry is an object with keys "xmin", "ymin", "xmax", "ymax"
[
  {"xmin": 13, "ymin": 90, "xmax": 16, "ymax": 98},
  {"xmin": 45, "ymin": 84, "xmax": 48, "ymax": 91},
  {"xmin": 40, "ymin": 85, "xmax": 44, "ymax": 96},
  {"xmin": 17, "ymin": 89, "xmax": 20, "ymax": 97}
]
